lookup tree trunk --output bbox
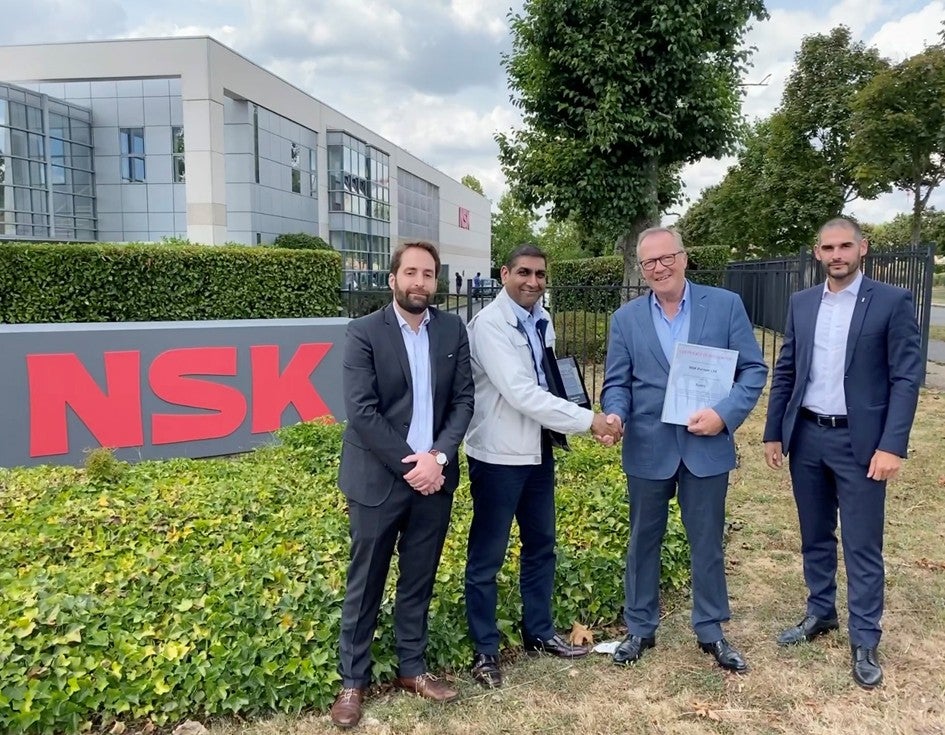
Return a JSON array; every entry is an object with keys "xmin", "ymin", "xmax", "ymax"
[
  {"xmin": 615, "ymin": 160, "xmax": 660, "ymax": 302},
  {"xmin": 911, "ymin": 182, "xmax": 922, "ymax": 247}
]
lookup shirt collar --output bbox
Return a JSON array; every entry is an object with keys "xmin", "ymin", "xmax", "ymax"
[
  {"xmin": 821, "ymin": 271, "xmax": 863, "ymax": 299},
  {"xmin": 393, "ymin": 303, "xmax": 430, "ymax": 332},
  {"xmin": 651, "ymin": 279, "xmax": 691, "ymax": 315},
  {"xmin": 508, "ymin": 297, "xmax": 539, "ymax": 325}
]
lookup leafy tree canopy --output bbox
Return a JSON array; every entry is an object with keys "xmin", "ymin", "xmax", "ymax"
[
  {"xmin": 461, "ymin": 174, "xmax": 485, "ymax": 195},
  {"xmin": 497, "ymin": 0, "xmax": 766, "ymax": 283}
]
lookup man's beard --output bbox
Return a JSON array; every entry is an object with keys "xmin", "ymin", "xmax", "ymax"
[{"xmin": 394, "ymin": 287, "xmax": 431, "ymax": 314}]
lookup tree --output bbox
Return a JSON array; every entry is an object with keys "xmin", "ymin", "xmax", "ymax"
[
  {"xmin": 461, "ymin": 174, "xmax": 485, "ymax": 196},
  {"xmin": 491, "ymin": 191, "xmax": 538, "ymax": 269},
  {"xmin": 780, "ymin": 26, "xmax": 889, "ymax": 204},
  {"xmin": 497, "ymin": 0, "xmax": 766, "ymax": 286},
  {"xmin": 867, "ymin": 209, "xmax": 945, "ymax": 253},
  {"xmin": 849, "ymin": 45, "xmax": 945, "ymax": 245},
  {"xmin": 677, "ymin": 114, "xmax": 842, "ymax": 258}
]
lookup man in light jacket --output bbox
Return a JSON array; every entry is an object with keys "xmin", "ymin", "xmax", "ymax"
[{"xmin": 463, "ymin": 243, "xmax": 622, "ymax": 689}]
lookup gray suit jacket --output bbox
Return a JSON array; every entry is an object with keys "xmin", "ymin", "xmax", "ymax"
[{"xmin": 338, "ymin": 303, "xmax": 475, "ymax": 506}]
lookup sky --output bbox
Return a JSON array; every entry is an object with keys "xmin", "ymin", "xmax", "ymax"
[{"xmin": 2, "ymin": 0, "xmax": 944, "ymax": 225}]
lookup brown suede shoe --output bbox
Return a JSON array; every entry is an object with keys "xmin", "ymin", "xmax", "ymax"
[
  {"xmin": 329, "ymin": 688, "xmax": 365, "ymax": 728},
  {"xmin": 393, "ymin": 673, "xmax": 458, "ymax": 702}
]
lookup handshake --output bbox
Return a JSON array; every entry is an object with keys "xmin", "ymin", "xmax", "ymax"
[{"xmin": 590, "ymin": 412, "xmax": 623, "ymax": 447}]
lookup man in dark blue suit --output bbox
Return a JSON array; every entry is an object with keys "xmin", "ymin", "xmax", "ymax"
[
  {"xmin": 601, "ymin": 227, "xmax": 768, "ymax": 673},
  {"xmin": 330, "ymin": 242, "xmax": 475, "ymax": 727},
  {"xmin": 764, "ymin": 217, "xmax": 922, "ymax": 689}
]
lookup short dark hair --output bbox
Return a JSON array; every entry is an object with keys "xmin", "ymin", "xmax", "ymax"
[
  {"xmin": 390, "ymin": 241, "xmax": 441, "ymax": 276},
  {"xmin": 819, "ymin": 216, "xmax": 863, "ymax": 242},
  {"xmin": 506, "ymin": 243, "xmax": 547, "ymax": 270}
]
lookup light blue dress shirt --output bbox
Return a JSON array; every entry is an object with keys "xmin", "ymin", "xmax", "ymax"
[
  {"xmin": 394, "ymin": 306, "xmax": 434, "ymax": 453},
  {"xmin": 803, "ymin": 271, "xmax": 863, "ymax": 415},
  {"xmin": 650, "ymin": 280, "xmax": 692, "ymax": 363},
  {"xmin": 509, "ymin": 298, "xmax": 548, "ymax": 389}
]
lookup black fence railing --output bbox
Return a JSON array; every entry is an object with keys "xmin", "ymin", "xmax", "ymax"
[{"xmin": 339, "ymin": 246, "xmax": 935, "ymax": 396}]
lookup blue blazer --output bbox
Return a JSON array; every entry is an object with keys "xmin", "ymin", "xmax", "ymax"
[
  {"xmin": 763, "ymin": 276, "xmax": 922, "ymax": 465},
  {"xmin": 602, "ymin": 283, "xmax": 768, "ymax": 480}
]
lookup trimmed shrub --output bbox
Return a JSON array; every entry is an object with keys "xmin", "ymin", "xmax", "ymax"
[
  {"xmin": 554, "ymin": 310, "xmax": 610, "ymax": 363},
  {"xmin": 0, "ymin": 242, "xmax": 341, "ymax": 323},
  {"xmin": 271, "ymin": 233, "xmax": 332, "ymax": 251},
  {"xmin": 550, "ymin": 256, "xmax": 623, "ymax": 312},
  {"xmin": 0, "ymin": 422, "xmax": 689, "ymax": 733}
]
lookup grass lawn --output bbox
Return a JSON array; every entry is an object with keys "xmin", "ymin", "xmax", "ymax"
[{"xmin": 207, "ymin": 384, "xmax": 945, "ymax": 735}]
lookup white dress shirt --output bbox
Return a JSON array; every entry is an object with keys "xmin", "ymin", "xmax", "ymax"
[
  {"xmin": 394, "ymin": 305, "xmax": 434, "ymax": 453},
  {"xmin": 802, "ymin": 272, "xmax": 863, "ymax": 415}
]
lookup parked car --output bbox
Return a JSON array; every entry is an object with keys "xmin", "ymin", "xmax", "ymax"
[{"xmin": 474, "ymin": 277, "xmax": 501, "ymax": 297}]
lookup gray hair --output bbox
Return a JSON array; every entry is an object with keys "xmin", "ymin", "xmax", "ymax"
[{"xmin": 636, "ymin": 227, "xmax": 686, "ymax": 259}]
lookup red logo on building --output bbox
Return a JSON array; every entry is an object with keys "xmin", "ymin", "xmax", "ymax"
[{"xmin": 458, "ymin": 207, "xmax": 470, "ymax": 229}]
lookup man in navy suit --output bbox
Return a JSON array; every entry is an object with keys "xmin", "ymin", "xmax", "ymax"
[
  {"xmin": 764, "ymin": 217, "xmax": 921, "ymax": 689},
  {"xmin": 601, "ymin": 227, "xmax": 767, "ymax": 673},
  {"xmin": 330, "ymin": 241, "xmax": 475, "ymax": 728}
]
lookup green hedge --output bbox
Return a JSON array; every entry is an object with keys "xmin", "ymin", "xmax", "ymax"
[
  {"xmin": 0, "ymin": 422, "xmax": 689, "ymax": 734},
  {"xmin": 271, "ymin": 233, "xmax": 332, "ymax": 251},
  {"xmin": 550, "ymin": 246, "xmax": 730, "ymax": 312},
  {"xmin": 0, "ymin": 242, "xmax": 341, "ymax": 323},
  {"xmin": 554, "ymin": 310, "xmax": 610, "ymax": 363}
]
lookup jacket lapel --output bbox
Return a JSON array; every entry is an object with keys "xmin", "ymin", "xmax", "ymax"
[
  {"xmin": 845, "ymin": 278, "xmax": 872, "ymax": 371},
  {"xmin": 427, "ymin": 308, "xmax": 440, "ymax": 396},
  {"xmin": 687, "ymin": 285, "xmax": 709, "ymax": 345},
  {"xmin": 637, "ymin": 295, "xmax": 671, "ymax": 374},
  {"xmin": 383, "ymin": 304, "xmax": 413, "ymax": 390},
  {"xmin": 799, "ymin": 287, "xmax": 821, "ymax": 379}
]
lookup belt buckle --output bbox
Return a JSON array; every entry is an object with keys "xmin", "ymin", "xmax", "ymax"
[{"xmin": 828, "ymin": 415, "xmax": 836, "ymax": 428}]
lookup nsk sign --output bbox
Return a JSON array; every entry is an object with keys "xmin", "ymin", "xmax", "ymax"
[{"xmin": 0, "ymin": 319, "xmax": 350, "ymax": 467}]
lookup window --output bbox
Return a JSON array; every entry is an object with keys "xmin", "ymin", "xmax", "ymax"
[
  {"xmin": 172, "ymin": 127, "xmax": 185, "ymax": 183},
  {"xmin": 120, "ymin": 128, "xmax": 145, "ymax": 182},
  {"xmin": 290, "ymin": 142, "xmax": 301, "ymax": 193},
  {"xmin": 309, "ymin": 148, "xmax": 317, "ymax": 197}
]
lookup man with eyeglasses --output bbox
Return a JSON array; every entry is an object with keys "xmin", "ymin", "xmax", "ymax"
[
  {"xmin": 601, "ymin": 227, "xmax": 767, "ymax": 673},
  {"xmin": 763, "ymin": 217, "xmax": 921, "ymax": 689}
]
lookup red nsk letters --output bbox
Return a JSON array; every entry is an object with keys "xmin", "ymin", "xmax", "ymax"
[{"xmin": 26, "ymin": 343, "xmax": 333, "ymax": 457}]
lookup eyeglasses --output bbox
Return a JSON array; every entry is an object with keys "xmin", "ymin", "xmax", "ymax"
[{"xmin": 639, "ymin": 250, "xmax": 685, "ymax": 272}]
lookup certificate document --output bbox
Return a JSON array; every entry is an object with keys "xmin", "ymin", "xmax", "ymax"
[{"xmin": 661, "ymin": 342, "xmax": 739, "ymax": 426}]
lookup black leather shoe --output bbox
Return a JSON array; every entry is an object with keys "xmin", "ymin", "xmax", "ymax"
[
  {"xmin": 612, "ymin": 633, "xmax": 655, "ymax": 665},
  {"xmin": 699, "ymin": 638, "xmax": 749, "ymax": 673},
  {"xmin": 851, "ymin": 645, "xmax": 883, "ymax": 689},
  {"xmin": 522, "ymin": 631, "xmax": 589, "ymax": 658},
  {"xmin": 471, "ymin": 653, "xmax": 502, "ymax": 689},
  {"xmin": 777, "ymin": 614, "xmax": 840, "ymax": 646}
]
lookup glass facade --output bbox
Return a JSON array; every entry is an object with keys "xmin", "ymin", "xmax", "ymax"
[
  {"xmin": 0, "ymin": 83, "xmax": 95, "ymax": 240},
  {"xmin": 397, "ymin": 168, "xmax": 440, "ymax": 243},
  {"xmin": 327, "ymin": 131, "xmax": 391, "ymax": 285}
]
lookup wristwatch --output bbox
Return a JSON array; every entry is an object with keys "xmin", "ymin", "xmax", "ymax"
[{"xmin": 429, "ymin": 449, "xmax": 448, "ymax": 466}]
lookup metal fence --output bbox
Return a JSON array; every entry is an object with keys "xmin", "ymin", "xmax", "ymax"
[{"xmin": 340, "ymin": 247, "xmax": 935, "ymax": 396}]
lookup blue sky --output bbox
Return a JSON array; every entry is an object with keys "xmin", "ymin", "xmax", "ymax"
[{"xmin": 1, "ymin": 0, "xmax": 943, "ymax": 224}]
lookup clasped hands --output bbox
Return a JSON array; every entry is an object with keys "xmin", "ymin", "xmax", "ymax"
[
  {"xmin": 592, "ymin": 413, "xmax": 624, "ymax": 446},
  {"xmin": 401, "ymin": 451, "xmax": 445, "ymax": 495}
]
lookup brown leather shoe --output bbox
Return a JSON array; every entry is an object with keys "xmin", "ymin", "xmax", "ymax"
[
  {"xmin": 393, "ymin": 673, "xmax": 458, "ymax": 702},
  {"xmin": 329, "ymin": 688, "xmax": 365, "ymax": 728}
]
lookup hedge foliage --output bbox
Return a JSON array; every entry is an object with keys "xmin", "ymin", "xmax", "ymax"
[
  {"xmin": 0, "ymin": 422, "xmax": 690, "ymax": 734},
  {"xmin": 271, "ymin": 233, "xmax": 332, "ymax": 251},
  {"xmin": 0, "ymin": 242, "xmax": 341, "ymax": 323},
  {"xmin": 550, "ymin": 246, "xmax": 731, "ymax": 312}
]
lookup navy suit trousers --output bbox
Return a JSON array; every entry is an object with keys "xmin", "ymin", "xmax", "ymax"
[
  {"xmin": 624, "ymin": 463, "xmax": 730, "ymax": 643},
  {"xmin": 464, "ymin": 446, "xmax": 556, "ymax": 655},
  {"xmin": 789, "ymin": 418, "xmax": 886, "ymax": 648}
]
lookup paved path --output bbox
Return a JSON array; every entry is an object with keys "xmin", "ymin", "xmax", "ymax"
[{"xmin": 931, "ymin": 304, "xmax": 945, "ymax": 327}]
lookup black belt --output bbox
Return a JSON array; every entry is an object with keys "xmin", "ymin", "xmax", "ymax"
[{"xmin": 800, "ymin": 407, "xmax": 848, "ymax": 428}]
